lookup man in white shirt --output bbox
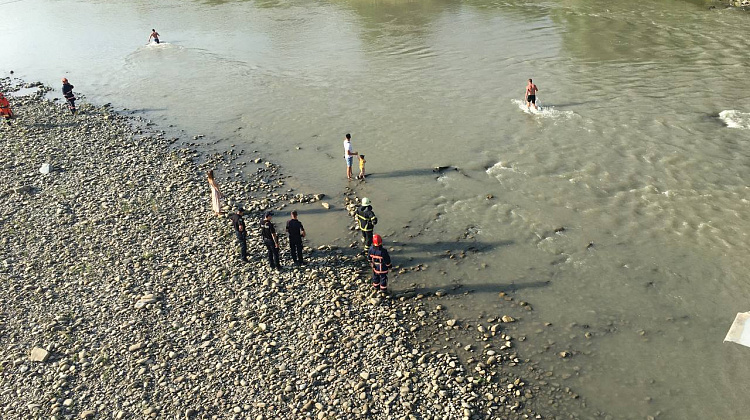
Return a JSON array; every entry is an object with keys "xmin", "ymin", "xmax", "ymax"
[{"xmin": 343, "ymin": 133, "xmax": 358, "ymax": 180}]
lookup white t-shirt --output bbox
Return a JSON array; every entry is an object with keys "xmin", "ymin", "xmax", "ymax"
[{"xmin": 344, "ymin": 140, "xmax": 352, "ymax": 158}]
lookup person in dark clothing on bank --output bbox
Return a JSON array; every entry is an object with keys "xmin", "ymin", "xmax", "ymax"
[
  {"xmin": 285, "ymin": 210, "xmax": 306, "ymax": 266},
  {"xmin": 260, "ymin": 211, "xmax": 281, "ymax": 270},
  {"xmin": 228, "ymin": 207, "xmax": 249, "ymax": 263},
  {"xmin": 368, "ymin": 234, "xmax": 392, "ymax": 292},
  {"xmin": 61, "ymin": 78, "xmax": 76, "ymax": 115},
  {"xmin": 356, "ymin": 197, "xmax": 377, "ymax": 251}
]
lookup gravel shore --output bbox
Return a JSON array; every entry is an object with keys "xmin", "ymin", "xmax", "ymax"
[{"xmin": 0, "ymin": 78, "xmax": 590, "ymax": 419}]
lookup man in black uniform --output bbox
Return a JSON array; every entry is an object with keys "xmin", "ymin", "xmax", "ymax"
[
  {"xmin": 61, "ymin": 78, "xmax": 76, "ymax": 115},
  {"xmin": 285, "ymin": 210, "xmax": 306, "ymax": 266},
  {"xmin": 356, "ymin": 197, "xmax": 377, "ymax": 251},
  {"xmin": 260, "ymin": 211, "xmax": 281, "ymax": 270},
  {"xmin": 228, "ymin": 207, "xmax": 249, "ymax": 263}
]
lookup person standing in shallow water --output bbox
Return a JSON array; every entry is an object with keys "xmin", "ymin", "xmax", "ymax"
[
  {"xmin": 61, "ymin": 78, "xmax": 76, "ymax": 115},
  {"xmin": 149, "ymin": 29, "xmax": 160, "ymax": 44},
  {"xmin": 207, "ymin": 170, "xmax": 223, "ymax": 216},
  {"xmin": 525, "ymin": 78, "xmax": 539, "ymax": 111},
  {"xmin": 343, "ymin": 133, "xmax": 358, "ymax": 180}
]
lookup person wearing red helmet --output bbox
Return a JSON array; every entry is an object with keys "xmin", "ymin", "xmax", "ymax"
[
  {"xmin": 0, "ymin": 92, "xmax": 13, "ymax": 126},
  {"xmin": 368, "ymin": 234, "xmax": 392, "ymax": 292}
]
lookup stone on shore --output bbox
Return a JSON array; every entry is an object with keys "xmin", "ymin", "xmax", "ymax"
[{"xmin": 29, "ymin": 347, "xmax": 49, "ymax": 362}]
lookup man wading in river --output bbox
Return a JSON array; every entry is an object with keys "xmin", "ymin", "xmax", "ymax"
[
  {"xmin": 525, "ymin": 78, "xmax": 539, "ymax": 111},
  {"xmin": 149, "ymin": 29, "xmax": 160, "ymax": 44}
]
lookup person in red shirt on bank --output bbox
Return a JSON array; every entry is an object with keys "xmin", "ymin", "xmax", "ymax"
[{"xmin": 0, "ymin": 93, "xmax": 13, "ymax": 126}]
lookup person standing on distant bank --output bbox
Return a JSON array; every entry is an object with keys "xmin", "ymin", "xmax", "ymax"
[
  {"xmin": 0, "ymin": 93, "xmax": 13, "ymax": 126},
  {"xmin": 228, "ymin": 207, "xmax": 249, "ymax": 263},
  {"xmin": 61, "ymin": 78, "xmax": 76, "ymax": 115},
  {"xmin": 149, "ymin": 29, "xmax": 160, "ymax": 44},
  {"xmin": 525, "ymin": 79, "xmax": 539, "ymax": 111},
  {"xmin": 285, "ymin": 210, "xmax": 306, "ymax": 266},
  {"xmin": 260, "ymin": 211, "xmax": 281, "ymax": 270},
  {"xmin": 207, "ymin": 170, "xmax": 224, "ymax": 216},
  {"xmin": 343, "ymin": 133, "xmax": 358, "ymax": 180}
]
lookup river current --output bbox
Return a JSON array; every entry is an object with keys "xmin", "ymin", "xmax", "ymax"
[{"xmin": 4, "ymin": 0, "xmax": 750, "ymax": 418}]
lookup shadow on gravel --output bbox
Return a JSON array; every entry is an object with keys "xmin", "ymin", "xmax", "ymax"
[{"xmin": 31, "ymin": 121, "xmax": 78, "ymax": 129}]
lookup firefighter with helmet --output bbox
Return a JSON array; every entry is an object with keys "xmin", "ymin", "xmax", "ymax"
[
  {"xmin": 368, "ymin": 234, "xmax": 392, "ymax": 292},
  {"xmin": 355, "ymin": 197, "xmax": 377, "ymax": 250}
]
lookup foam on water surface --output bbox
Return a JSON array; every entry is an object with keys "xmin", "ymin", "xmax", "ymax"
[
  {"xmin": 511, "ymin": 99, "xmax": 576, "ymax": 119},
  {"xmin": 719, "ymin": 110, "xmax": 750, "ymax": 129}
]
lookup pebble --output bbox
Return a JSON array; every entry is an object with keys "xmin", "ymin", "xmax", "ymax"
[
  {"xmin": 128, "ymin": 342, "xmax": 144, "ymax": 352},
  {"xmin": 29, "ymin": 346, "xmax": 49, "ymax": 362}
]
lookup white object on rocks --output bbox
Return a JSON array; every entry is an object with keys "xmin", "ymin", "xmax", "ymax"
[
  {"xmin": 725, "ymin": 312, "xmax": 750, "ymax": 348},
  {"xmin": 39, "ymin": 163, "xmax": 51, "ymax": 174},
  {"xmin": 29, "ymin": 347, "xmax": 49, "ymax": 362}
]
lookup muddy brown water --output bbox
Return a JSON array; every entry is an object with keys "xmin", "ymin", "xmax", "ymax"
[{"xmin": 4, "ymin": 0, "xmax": 750, "ymax": 418}]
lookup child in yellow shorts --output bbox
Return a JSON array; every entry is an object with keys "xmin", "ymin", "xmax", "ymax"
[{"xmin": 357, "ymin": 154, "xmax": 366, "ymax": 179}]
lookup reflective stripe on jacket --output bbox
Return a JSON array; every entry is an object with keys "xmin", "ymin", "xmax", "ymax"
[
  {"xmin": 368, "ymin": 245, "xmax": 391, "ymax": 274},
  {"xmin": 356, "ymin": 206, "xmax": 377, "ymax": 231}
]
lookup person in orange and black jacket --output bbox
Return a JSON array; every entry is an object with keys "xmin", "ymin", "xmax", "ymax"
[{"xmin": 368, "ymin": 234, "xmax": 392, "ymax": 293}]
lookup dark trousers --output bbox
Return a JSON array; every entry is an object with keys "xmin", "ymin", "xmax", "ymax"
[
  {"xmin": 289, "ymin": 239, "xmax": 303, "ymax": 264},
  {"xmin": 264, "ymin": 239, "xmax": 280, "ymax": 268},
  {"xmin": 236, "ymin": 232, "xmax": 247, "ymax": 261},
  {"xmin": 372, "ymin": 273, "xmax": 388, "ymax": 290},
  {"xmin": 66, "ymin": 98, "xmax": 76, "ymax": 114},
  {"xmin": 361, "ymin": 230, "xmax": 373, "ymax": 250}
]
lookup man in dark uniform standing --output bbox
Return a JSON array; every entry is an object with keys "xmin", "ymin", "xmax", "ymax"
[
  {"xmin": 228, "ymin": 207, "xmax": 249, "ymax": 263},
  {"xmin": 62, "ymin": 78, "xmax": 76, "ymax": 115},
  {"xmin": 356, "ymin": 197, "xmax": 377, "ymax": 251},
  {"xmin": 368, "ymin": 234, "xmax": 392, "ymax": 292},
  {"xmin": 260, "ymin": 211, "xmax": 281, "ymax": 270},
  {"xmin": 285, "ymin": 210, "xmax": 306, "ymax": 266}
]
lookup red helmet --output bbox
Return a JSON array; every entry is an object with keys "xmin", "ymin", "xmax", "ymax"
[{"xmin": 372, "ymin": 234, "xmax": 383, "ymax": 246}]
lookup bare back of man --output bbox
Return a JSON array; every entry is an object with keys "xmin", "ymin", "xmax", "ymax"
[
  {"xmin": 525, "ymin": 79, "xmax": 539, "ymax": 110},
  {"xmin": 149, "ymin": 29, "xmax": 160, "ymax": 44}
]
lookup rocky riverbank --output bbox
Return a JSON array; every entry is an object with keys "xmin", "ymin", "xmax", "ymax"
[{"xmin": 0, "ymin": 78, "xmax": 591, "ymax": 420}]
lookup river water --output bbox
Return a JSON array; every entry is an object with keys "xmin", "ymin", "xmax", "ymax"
[{"xmin": 4, "ymin": 0, "xmax": 750, "ymax": 418}]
